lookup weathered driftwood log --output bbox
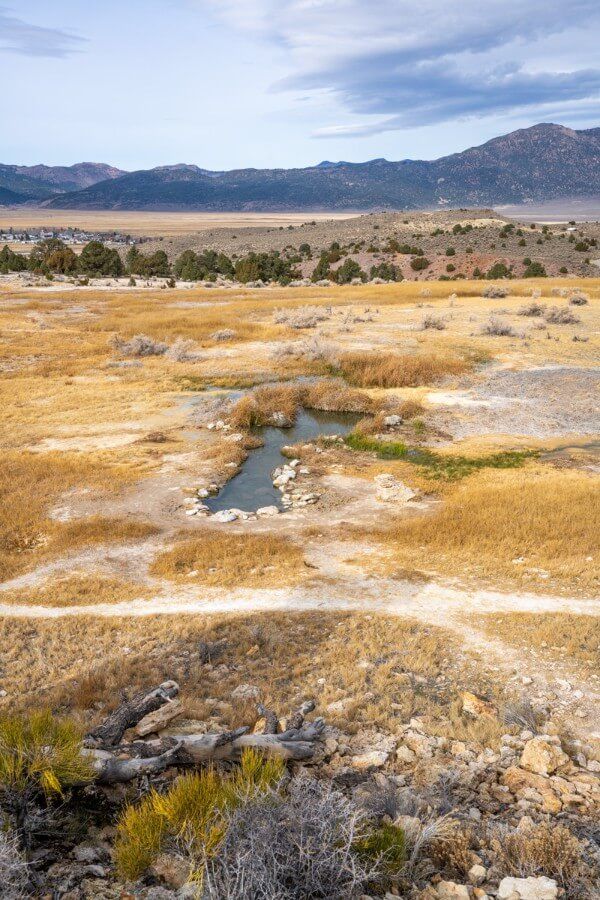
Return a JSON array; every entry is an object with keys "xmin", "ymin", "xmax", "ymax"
[
  {"xmin": 84, "ymin": 681, "xmax": 180, "ymax": 748},
  {"xmin": 85, "ymin": 683, "xmax": 324, "ymax": 783},
  {"xmin": 87, "ymin": 741, "xmax": 183, "ymax": 784}
]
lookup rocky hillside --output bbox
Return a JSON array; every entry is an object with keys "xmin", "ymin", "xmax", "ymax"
[
  {"xmin": 40, "ymin": 123, "xmax": 600, "ymax": 211},
  {"xmin": 0, "ymin": 162, "xmax": 124, "ymax": 204}
]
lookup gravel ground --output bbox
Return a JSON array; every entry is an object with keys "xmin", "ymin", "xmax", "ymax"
[{"xmin": 432, "ymin": 366, "xmax": 600, "ymax": 439}]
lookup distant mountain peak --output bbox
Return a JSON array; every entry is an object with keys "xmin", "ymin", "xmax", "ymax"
[{"xmin": 3, "ymin": 122, "xmax": 599, "ymax": 212}]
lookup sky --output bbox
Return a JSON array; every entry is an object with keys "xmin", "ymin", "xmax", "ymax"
[{"xmin": 1, "ymin": 0, "xmax": 600, "ymax": 170}]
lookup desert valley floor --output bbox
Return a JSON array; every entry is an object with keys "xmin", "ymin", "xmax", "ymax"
[{"xmin": 0, "ymin": 269, "xmax": 599, "ymax": 895}]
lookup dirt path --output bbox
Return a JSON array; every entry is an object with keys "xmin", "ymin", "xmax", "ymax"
[{"xmin": 1, "ymin": 562, "xmax": 598, "ymax": 740}]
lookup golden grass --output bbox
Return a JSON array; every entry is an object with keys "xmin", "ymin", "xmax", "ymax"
[
  {"xmin": 0, "ymin": 611, "xmax": 507, "ymax": 748},
  {"xmin": 386, "ymin": 468, "xmax": 599, "ymax": 590},
  {"xmin": 0, "ymin": 451, "xmax": 152, "ymax": 582},
  {"xmin": 150, "ymin": 531, "xmax": 307, "ymax": 588},
  {"xmin": 337, "ymin": 350, "xmax": 471, "ymax": 388},
  {"xmin": 476, "ymin": 612, "xmax": 600, "ymax": 670},
  {"xmin": 0, "ymin": 575, "xmax": 145, "ymax": 607}
]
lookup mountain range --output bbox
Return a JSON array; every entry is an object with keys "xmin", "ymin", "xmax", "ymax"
[{"xmin": 2, "ymin": 124, "xmax": 599, "ymax": 212}]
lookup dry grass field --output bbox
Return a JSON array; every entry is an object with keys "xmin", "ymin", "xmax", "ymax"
[
  {"xmin": 0, "ymin": 271, "xmax": 598, "ymax": 747},
  {"xmin": 0, "ymin": 208, "xmax": 356, "ymax": 237}
]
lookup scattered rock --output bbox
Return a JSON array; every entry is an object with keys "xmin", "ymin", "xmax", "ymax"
[
  {"xmin": 135, "ymin": 699, "xmax": 184, "ymax": 736},
  {"xmin": 497, "ymin": 876, "xmax": 558, "ymax": 900},
  {"xmin": 436, "ymin": 881, "xmax": 471, "ymax": 899},
  {"xmin": 520, "ymin": 737, "xmax": 569, "ymax": 776},
  {"xmin": 351, "ymin": 750, "xmax": 390, "ymax": 769},
  {"xmin": 231, "ymin": 683, "xmax": 261, "ymax": 701},
  {"xmin": 374, "ymin": 473, "xmax": 416, "ymax": 503},
  {"xmin": 461, "ymin": 691, "xmax": 497, "ymax": 720}
]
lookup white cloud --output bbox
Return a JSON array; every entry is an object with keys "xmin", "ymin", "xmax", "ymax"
[{"xmin": 201, "ymin": 0, "xmax": 600, "ymax": 133}]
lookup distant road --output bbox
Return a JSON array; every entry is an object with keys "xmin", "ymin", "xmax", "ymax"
[{"xmin": 496, "ymin": 199, "xmax": 600, "ymax": 223}]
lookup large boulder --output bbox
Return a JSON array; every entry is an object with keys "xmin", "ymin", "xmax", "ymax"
[
  {"xmin": 520, "ymin": 737, "xmax": 569, "ymax": 776},
  {"xmin": 498, "ymin": 876, "xmax": 558, "ymax": 900}
]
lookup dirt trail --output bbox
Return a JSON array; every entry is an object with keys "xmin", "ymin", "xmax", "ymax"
[{"xmin": 1, "ymin": 560, "xmax": 598, "ymax": 739}]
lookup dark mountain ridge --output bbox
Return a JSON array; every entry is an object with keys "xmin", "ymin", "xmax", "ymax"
[
  {"xmin": 3, "ymin": 124, "xmax": 599, "ymax": 211},
  {"xmin": 0, "ymin": 162, "xmax": 124, "ymax": 204}
]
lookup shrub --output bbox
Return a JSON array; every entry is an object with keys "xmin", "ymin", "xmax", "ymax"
[
  {"xmin": 369, "ymin": 262, "xmax": 402, "ymax": 281},
  {"xmin": 0, "ymin": 711, "xmax": 94, "ymax": 851},
  {"xmin": 115, "ymin": 749, "xmax": 285, "ymax": 881},
  {"xmin": 333, "ymin": 258, "xmax": 366, "ymax": 284},
  {"xmin": 421, "ymin": 313, "xmax": 446, "ymax": 330},
  {"xmin": 517, "ymin": 302, "xmax": 546, "ymax": 317},
  {"xmin": 569, "ymin": 292, "xmax": 589, "ymax": 306},
  {"xmin": 486, "ymin": 263, "xmax": 510, "ymax": 279},
  {"xmin": 544, "ymin": 306, "xmax": 580, "ymax": 325},
  {"xmin": 523, "ymin": 261, "xmax": 546, "ymax": 277},
  {"xmin": 0, "ymin": 830, "xmax": 29, "ymax": 899},
  {"xmin": 482, "ymin": 284, "xmax": 508, "ymax": 298},
  {"xmin": 490, "ymin": 822, "xmax": 595, "ymax": 896},
  {"xmin": 204, "ymin": 777, "xmax": 376, "ymax": 900},
  {"xmin": 480, "ymin": 317, "xmax": 516, "ymax": 337},
  {"xmin": 165, "ymin": 338, "xmax": 197, "ymax": 361},
  {"xmin": 354, "ymin": 822, "xmax": 406, "ymax": 877},
  {"xmin": 108, "ymin": 333, "xmax": 168, "ymax": 357},
  {"xmin": 273, "ymin": 305, "xmax": 330, "ymax": 329},
  {"xmin": 410, "ymin": 257, "xmax": 430, "ymax": 271}
]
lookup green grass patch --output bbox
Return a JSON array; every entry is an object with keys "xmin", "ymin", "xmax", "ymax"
[{"xmin": 345, "ymin": 433, "xmax": 538, "ymax": 480}]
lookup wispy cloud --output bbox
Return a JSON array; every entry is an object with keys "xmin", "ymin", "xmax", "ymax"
[
  {"xmin": 0, "ymin": 6, "xmax": 85, "ymax": 58},
  {"xmin": 202, "ymin": 0, "xmax": 600, "ymax": 134}
]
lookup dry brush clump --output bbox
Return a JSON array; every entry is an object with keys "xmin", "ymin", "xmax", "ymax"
[
  {"xmin": 421, "ymin": 313, "xmax": 447, "ymax": 331},
  {"xmin": 544, "ymin": 305, "xmax": 581, "ymax": 325},
  {"xmin": 482, "ymin": 285, "xmax": 509, "ymax": 298},
  {"xmin": 517, "ymin": 301, "xmax": 547, "ymax": 317},
  {"xmin": 0, "ymin": 830, "xmax": 29, "ymax": 899},
  {"xmin": 273, "ymin": 305, "xmax": 331, "ymax": 329},
  {"xmin": 568, "ymin": 292, "xmax": 589, "ymax": 306},
  {"xmin": 204, "ymin": 776, "xmax": 380, "ymax": 900},
  {"xmin": 150, "ymin": 531, "xmax": 307, "ymax": 588},
  {"xmin": 480, "ymin": 316, "xmax": 517, "ymax": 337},
  {"xmin": 108, "ymin": 333, "xmax": 168, "ymax": 357},
  {"xmin": 489, "ymin": 822, "xmax": 596, "ymax": 897},
  {"xmin": 337, "ymin": 350, "xmax": 470, "ymax": 388}
]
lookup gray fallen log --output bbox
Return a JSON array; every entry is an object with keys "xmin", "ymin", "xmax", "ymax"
[{"xmin": 84, "ymin": 681, "xmax": 180, "ymax": 748}]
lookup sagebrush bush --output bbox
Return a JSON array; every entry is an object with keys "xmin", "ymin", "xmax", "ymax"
[
  {"xmin": 490, "ymin": 822, "xmax": 596, "ymax": 896},
  {"xmin": 482, "ymin": 285, "xmax": 508, "ymax": 298},
  {"xmin": 421, "ymin": 313, "xmax": 447, "ymax": 330},
  {"xmin": 273, "ymin": 306, "xmax": 331, "ymax": 329},
  {"xmin": 480, "ymin": 316, "xmax": 516, "ymax": 337},
  {"xmin": 0, "ymin": 830, "xmax": 29, "ymax": 899},
  {"xmin": 203, "ymin": 776, "xmax": 376, "ymax": 900},
  {"xmin": 544, "ymin": 305, "xmax": 580, "ymax": 324},
  {"xmin": 108, "ymin": 333, "xmax": 168, "ymax": 357},
  {"xmin": 517, "ymin": 301, "xmax": 546, "ymax": 317}
]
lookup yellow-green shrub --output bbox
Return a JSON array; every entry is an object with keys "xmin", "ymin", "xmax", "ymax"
[{"xmin": 115, "ymin": 749, "xmax": 285, "ymax": 880}]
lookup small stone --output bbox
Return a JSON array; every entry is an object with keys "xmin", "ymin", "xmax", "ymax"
[
  {"xmin": 468, "ymin": 864, "xmax": 487, "ymax": 885},
  {"xmin": 256, "ymin": 505, "xmax": 280, "ymax": 517},
  {"xmin": 352, "ymin": 750, "xmax": 390, "ymax": 769},
  {"xmin": 461, "ymin": 691, "xmax": 497, "ymax": 719},
  {"xmin": 436, "ymin": 881, "xmax": 470, "ymax": 899}
]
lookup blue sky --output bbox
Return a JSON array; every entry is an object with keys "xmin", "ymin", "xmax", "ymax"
[{"xmin": 1, "ymin": 0, "xmax": 599, "ymax": 170}]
